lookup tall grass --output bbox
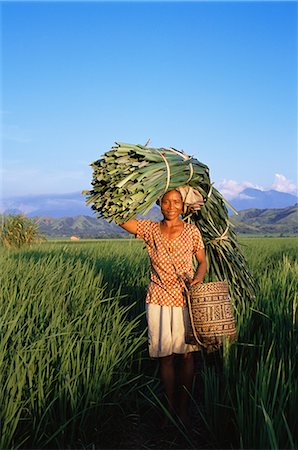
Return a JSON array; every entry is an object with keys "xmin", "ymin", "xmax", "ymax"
[
  {"xmin": 0, "ymin": 245, "xmax": 147, "ymax": 448},
  {"xmin": 0, "ymin": 237, "xmax": 297, "ymax": 448},
  {"xmin": 0, "ymin": 214, "xmax": 44, "ymax": 248},
  {"xmin": 195, "ymin": 238, "xmax": 298, "ymax": 449}
]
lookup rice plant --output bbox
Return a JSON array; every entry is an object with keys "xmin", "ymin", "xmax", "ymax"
[
  {"xmin": 0, "ymin": 237, "xmax": 297, "ymax": 449},
  {"xmin": 193, "ymin": 238, "xmax": 298, "ymax": 449},
  {"xmin": 0, "ymin": 245, "xmax": 147, "ymax": 449}
]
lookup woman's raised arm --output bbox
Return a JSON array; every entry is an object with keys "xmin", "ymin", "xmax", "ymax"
[{"xmin": 119, "ymin": 219, "xmax": 138, "ymax": 235}]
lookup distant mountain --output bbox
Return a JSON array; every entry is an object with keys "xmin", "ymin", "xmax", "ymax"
[
  {"xmin": 29, "ymin": 205, "xmax": 297, "ymax": 238},
  {"xmin": 35, "ymin": 215, "xmax": 128, "ymax": 238},
  {"xmin": 229, "ymin": 205, "xmax": 298, "ymax": 235},
  {"xmin": 35, "ymin": 208, "xmax": 163, "ymax": 238},
  {"xmin": 230, "ymin": 188, "xmax": 297, "ymax": 210},
  {"xmin": 1, "ymin": 188, "xmax": 297, "ymax": 218}
]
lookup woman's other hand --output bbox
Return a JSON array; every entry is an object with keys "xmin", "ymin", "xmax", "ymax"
[
  {"xmin": 184, "ymin": 273, "xmax": 202, "ymax": 287},
  {"xmin": 189, "ymin": 277, "xmax": 203, "ymax": 286}
]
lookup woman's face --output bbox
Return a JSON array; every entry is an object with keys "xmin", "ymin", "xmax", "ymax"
[{"xmin": 160, "ymin": 190, "xmax": 183, "ymax": 221}]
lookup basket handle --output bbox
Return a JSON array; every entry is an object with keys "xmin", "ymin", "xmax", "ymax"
[{"xmin": 184, "ymin": 284, "xmax": 205, "ymax": 347}]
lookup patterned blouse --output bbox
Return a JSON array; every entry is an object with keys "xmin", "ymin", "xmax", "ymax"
[{"xmin": 136, "ymin": 220, "xmax": 204, "ymax": 307}]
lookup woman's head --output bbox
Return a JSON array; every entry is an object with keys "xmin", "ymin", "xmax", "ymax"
[{"xmin": 159, "ymin": 189, "xmax": 183, "ymax": 220}]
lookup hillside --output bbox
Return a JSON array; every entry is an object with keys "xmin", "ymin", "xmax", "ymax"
[
  {"xmin": 34, "ymin": 207, "xmax": 163, "ymax": 238},
  {"xmin": 35, "ymin": 215, "xmax": 127, "ymax": 238},
  {"xmin": 229, "ymin": 204, "xmax": 298, "ymax": 235},
  {"xmin": 31, "ymin": 205, "xmax": 297, "ymax": 238}
]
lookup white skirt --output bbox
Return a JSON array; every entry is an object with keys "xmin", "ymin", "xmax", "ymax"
[{"xmin": 146, "ymin": 303, "xmax": 200, "ymax": 358}]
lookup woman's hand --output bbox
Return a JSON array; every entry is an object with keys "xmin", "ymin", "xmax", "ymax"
[
  {"xmin": 189, "ymin": 277, "xmax": 203, "ymax": 286},
  {"xmin": 183, "ymin": 273, "xmax": 202, "ymax": 287}
]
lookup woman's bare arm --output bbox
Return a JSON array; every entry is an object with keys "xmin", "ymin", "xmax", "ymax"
[
  {"xmin": 119, "ymin": 219, "xmax": 138, "ymax": 235},
  {"xmin": 190, "ymin": 248, "xmax": 207, "ymax": 285}
]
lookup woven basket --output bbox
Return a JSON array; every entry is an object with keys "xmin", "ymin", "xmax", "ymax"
[{"xmin": 185, "ymin": 281, "xmax": 237, "ymax": 350}]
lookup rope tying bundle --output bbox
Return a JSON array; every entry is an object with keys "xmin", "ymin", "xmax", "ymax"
[
  {"xmin": 155, "ymin": 147, "xmax": 194, "ymax": 193},
  {"xmin": 207, "ymin": 225, "xmax": 230, "ymax": 245},
  {"xmin": 207, "ymin": 182, "xmax": 214, "ymax": 198},
  {"xmin": 154, "ymin": 149, "xmax": 172, "ymax": 192},
  {"xmin": 168, "ymin": 147, "xmax": 194, "ymax": 183}
]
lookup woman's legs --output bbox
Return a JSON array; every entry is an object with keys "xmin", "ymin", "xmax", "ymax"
[
  {"xmin": 159, "ymin": 352, "xmax": 195, "ymax": 427},
  {"xmin": 178, "ymin": 352, "xmax": 194, "ymax": 426},
  {"xmin": 159, "ymin": 354, "xmax": 176, "ymax": 416},
  {"xmin": 147, "ymin": 304, "xmax": 197, "ymax": 426}
]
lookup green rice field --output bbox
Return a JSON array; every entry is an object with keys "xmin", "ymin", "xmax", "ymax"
[{"xmin": 0, "ymin": 237, "xmax": 297, "ymax": 449}]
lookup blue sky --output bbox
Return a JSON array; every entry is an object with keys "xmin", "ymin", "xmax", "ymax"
[{"xmin": 1, "ymin": 1, "xmax": 297, "ymax": 200}]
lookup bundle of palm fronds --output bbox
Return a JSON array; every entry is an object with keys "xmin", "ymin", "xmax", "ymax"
[{"xmin": 84, "ymin": 142, "xmax": 255, "ymax": 307}]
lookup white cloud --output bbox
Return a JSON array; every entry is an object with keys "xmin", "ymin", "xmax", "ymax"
[
  {"xmin": 216, "ymin": 174, "xmax": 297, "ymax": 199},
  {"xmin": 271, "ymin": 174, "xmax": 297, "ymax": 194},
  {"xmin": 215, "ymin": 179, "xmax": 263, "ymax": 200}
]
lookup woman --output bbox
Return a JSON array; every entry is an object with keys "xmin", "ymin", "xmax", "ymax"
[{"xmin": 119, "ymin": 189, "xmax": 207, "ymax": 427}]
